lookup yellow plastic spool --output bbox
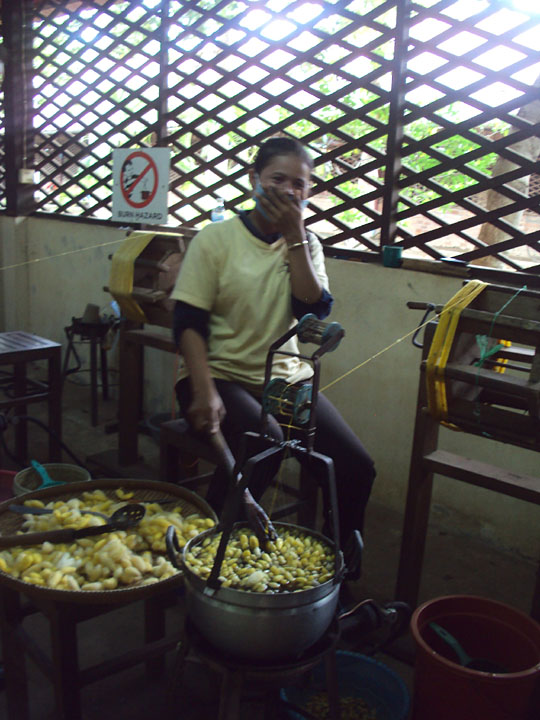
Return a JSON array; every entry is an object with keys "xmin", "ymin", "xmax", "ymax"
[
  {"xmin": 425, "ymin": 280, "xmax": 488, "ymax": 422},
  {"xmin": 108, "ymin": 231, "xmax": 155, "ymax": 323}
]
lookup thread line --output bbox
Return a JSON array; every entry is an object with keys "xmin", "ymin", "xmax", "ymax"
[
  {"xmin": 0, "ymin": 238, "xmax": 125, "ymax": 272},
  {"xmin": 319, "ymin": 288, "xmax": 516, "ymax": 393}
]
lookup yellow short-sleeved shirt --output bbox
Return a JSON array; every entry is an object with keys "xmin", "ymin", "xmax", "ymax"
[{"xmin": 170, "ymin": 215, "xmax": 330, "ymax": 389}]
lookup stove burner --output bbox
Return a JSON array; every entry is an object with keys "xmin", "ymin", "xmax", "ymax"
[{"xmin": 169, "ymin": 617, "xmax": 342, "ymax": 719}]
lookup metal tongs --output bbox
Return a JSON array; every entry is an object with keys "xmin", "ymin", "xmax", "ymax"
[
  {"xmin": 0, "ymin": 504, "xmax": 146, "ymax": 548},
  {"xmin": 209, "ymin": 430, "xmax": 277, "ymax": 544},
  {"xmin": 164, "ymin": 430, "xmax": 278, "ymax": 587},
  {"xmin": 186, "ymin": 431, "xmax": 283, "ymax": 594}
]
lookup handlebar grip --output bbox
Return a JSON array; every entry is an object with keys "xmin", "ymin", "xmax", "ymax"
[{"xmin": 407, "ymin": 301, "xmax": 430, "ymax": 310}]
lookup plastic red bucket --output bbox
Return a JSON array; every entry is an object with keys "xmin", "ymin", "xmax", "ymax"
[{"xmin": 410, "ymin": 595, "xmax": 540, "ymax": 720}]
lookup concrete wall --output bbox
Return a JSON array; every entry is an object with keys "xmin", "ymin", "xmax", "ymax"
[
  {"xmin": 322, "ymin": 258, "xmax": 539, "ymax": 559},
  {"xmin": 0, "ymin": 216, "xmax": 125, "ymax": 339},
  {"xmin": 1, "ymin": 215, "xmax": 538, "ymax": 559},
  {"xmin": 0, "ymin": 216, "xmax": 33, "ymax": 331}
]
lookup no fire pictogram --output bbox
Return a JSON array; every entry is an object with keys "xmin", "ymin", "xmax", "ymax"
[
  {"xmin": 120, "ymin": 151, "xmax": 158, "ymax": 208},
  {"xmin": 112, "ymin": 147, "xmax": 170, "ymax": 225}
]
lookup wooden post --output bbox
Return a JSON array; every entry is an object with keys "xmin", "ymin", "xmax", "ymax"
[{"xmin": 1, "ymin": 0, "xmax": 36, "ymax": 217}]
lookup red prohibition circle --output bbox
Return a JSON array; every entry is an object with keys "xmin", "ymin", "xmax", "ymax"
[{"xmin": 120, "ymin": 151, "xmax": 159, "ymax": 208}]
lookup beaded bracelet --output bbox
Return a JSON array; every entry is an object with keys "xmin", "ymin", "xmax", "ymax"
[{"xmin": 287, "ymin": 240, "xmax": 308, "ymax": 250}]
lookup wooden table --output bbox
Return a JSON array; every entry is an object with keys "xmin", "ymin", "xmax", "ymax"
[
  {"xmin": 0, "ymin": 583, "xmax": 182, "ymax": 720},
  {"xmin": 0, "ymin": 331, "xmax": 62, "ymax": 462}
]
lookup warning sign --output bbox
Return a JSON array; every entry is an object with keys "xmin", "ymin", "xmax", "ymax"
[{"xmin": 112, "ymin": 147, "xmax": 170, "ymax": 224}]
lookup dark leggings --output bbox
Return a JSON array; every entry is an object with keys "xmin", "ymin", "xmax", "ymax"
[{"xmin": 176, "ymin": 378, "xmax": 375, "ymax": 548}]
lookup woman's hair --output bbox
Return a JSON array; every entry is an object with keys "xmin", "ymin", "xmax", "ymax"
[{"xmin": 253, "ymin": 136, "xmax": 313, "ymax": 175}]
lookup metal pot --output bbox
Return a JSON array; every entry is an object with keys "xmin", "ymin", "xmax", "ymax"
[{"xmin": 173, "ymin": 522, "xmax": 344, "ymax": 661}]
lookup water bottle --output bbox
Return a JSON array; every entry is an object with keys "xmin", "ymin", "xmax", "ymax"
[{"xmin": 211, "ymin": 197, "xmax": 225, "ymax": 222}]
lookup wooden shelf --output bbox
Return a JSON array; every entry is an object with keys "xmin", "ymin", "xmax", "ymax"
[{"xmin": 423, "ymin": 449, "xmax": 540, "ymax": 505}]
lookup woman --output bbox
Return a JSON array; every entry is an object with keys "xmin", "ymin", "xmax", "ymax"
[{"xmin": 170, "ymin": 137, "xmax": 375, "ymax": 579}]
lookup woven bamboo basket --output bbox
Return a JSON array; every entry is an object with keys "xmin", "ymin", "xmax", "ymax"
[
  {"xmin": 0, "ymin": 478, "xmax": 217, "ymax": 604},
  {"xmin": 13, "ymin": 463, "xmax": 91, "ymax": 495}
]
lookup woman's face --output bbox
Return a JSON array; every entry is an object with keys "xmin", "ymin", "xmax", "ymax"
[{"xmin": 253, "ymin": 153, "xmax": 311, "ymax": 204}]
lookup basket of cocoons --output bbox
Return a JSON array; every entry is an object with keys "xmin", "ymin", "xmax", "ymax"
[{"xmin": 0, "ymin": 477, "xmax": 217, "ymax": 604}]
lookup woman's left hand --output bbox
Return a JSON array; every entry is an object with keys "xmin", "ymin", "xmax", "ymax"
[
  {"xmin": 256, "ymin": 186, "xmax": 304, "ymax": 239},
  {"xmin": 243, "ymin": 490, "xmax": 277, "ymax": 544}
]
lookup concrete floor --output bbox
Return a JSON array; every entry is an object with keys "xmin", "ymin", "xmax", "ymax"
[{"xmin": 0, "ymin": 367, "xmax": 538, "ymax": 719}]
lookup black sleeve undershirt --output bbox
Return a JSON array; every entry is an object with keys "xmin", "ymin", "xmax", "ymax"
[
  {"xmin": 291, "ymin": 287, "xmax": 333, "ymax": 320},
  {"xmin": 173, "ymin": 300, "xmax": 210, "ymax": 347},
  {"xmin": 173, "ymin": 282, "xmax": 334, "ymax": 349}
]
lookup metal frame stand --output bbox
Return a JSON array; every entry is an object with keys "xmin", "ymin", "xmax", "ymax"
[
  {"xmin": 168, "ymin": 617, "xmax": 342, "ymax": 720},
  {"xmin": 62, "ymin": 317, "xmax": 113, "ymax": 427}
]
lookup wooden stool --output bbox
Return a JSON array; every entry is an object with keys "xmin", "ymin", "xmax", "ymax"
[
  {"xmin": 159, "ymin": 419, "xmax": 319, "ymax": 527},
  {"xmin": 0, "ymin": 583, "xmax": 182, "ymax": 720},
  {"xmin": 0, "ymin": 331, "xmax": 62, "ymax": 462}
]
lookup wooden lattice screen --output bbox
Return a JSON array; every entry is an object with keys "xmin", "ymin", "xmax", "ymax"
[
  {"xmin": 1, "ymin": 0, "xmax": 539, "ymax": 275},
  {"xmin": 397, "ymin": 0, "xmax": 540, "ymax": 273}
]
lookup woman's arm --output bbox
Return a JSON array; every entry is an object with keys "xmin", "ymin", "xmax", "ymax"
[
  {"xmin": 178, "ymin": 328, "xmax": 225, "ymax": 434},
  {"xmin": 286, "ymin": 232, "xmax": 324, "ymax": 304},
  {"xmin": 255, "ymin": 186, "xmax": 323, "ymax": 303},
  {"xmin": 180, "ymin": 328, "xmax": 274, "ymax": 539},
  {"xmin": 171, "ymin": 232, "xmax": 224, "ymax": 434},
  {"xmin": 291, "ymin": 287, "xmax": 333, "ymax": 320}
]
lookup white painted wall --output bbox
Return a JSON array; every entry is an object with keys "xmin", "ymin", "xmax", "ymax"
[
  {"xmin": 1, "ymin": 215, "xmax": 538, "ymax": 558},
  {"xmin": 322, "ymin": 258, "xmax": 539, "ymax": 559},
  {"xmin": 0, "ymin": 216, "xmax": 125, "ymax": 339}
]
